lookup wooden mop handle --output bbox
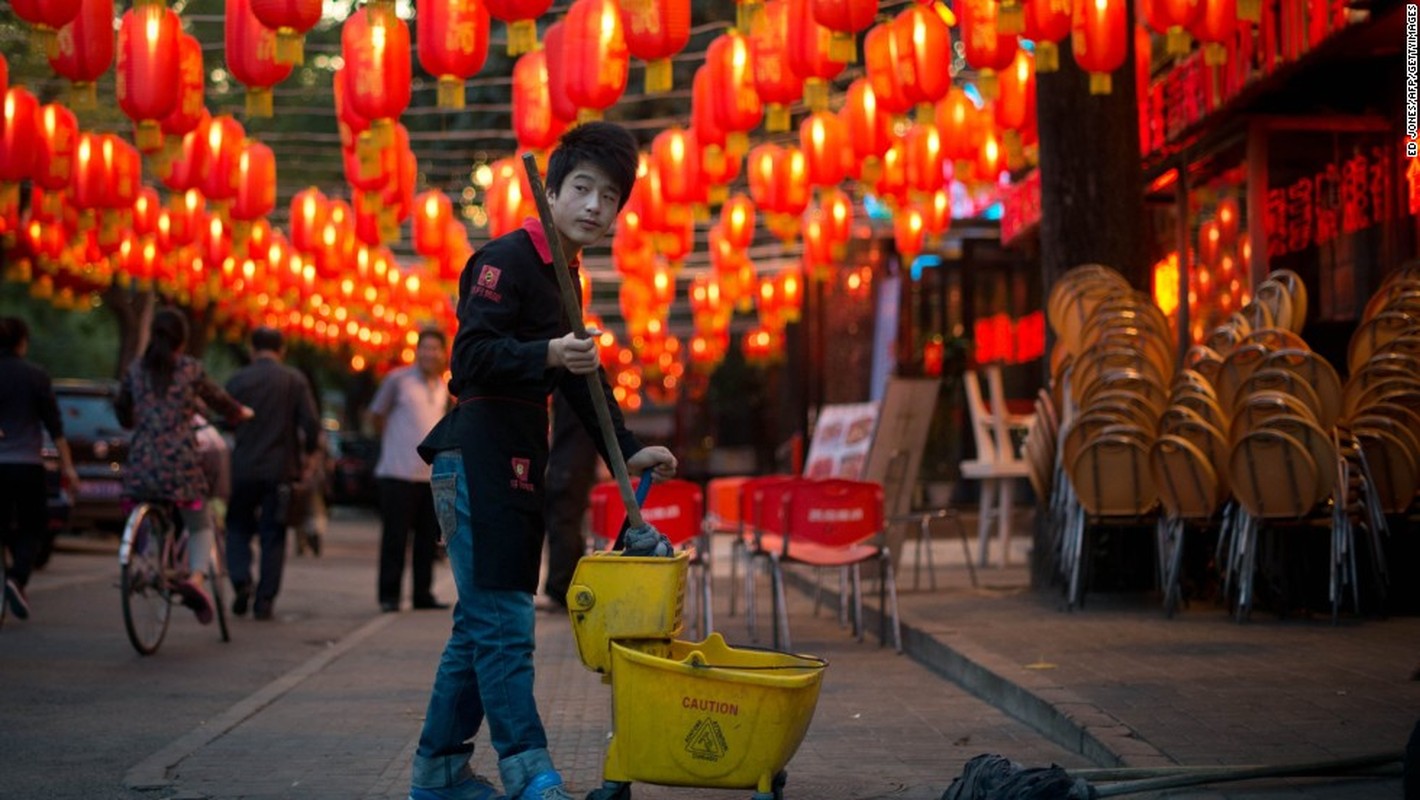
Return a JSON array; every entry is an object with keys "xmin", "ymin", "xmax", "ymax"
[{"xmin": 520, "ymin": 153, "xmax": 645, "ymax": 531}]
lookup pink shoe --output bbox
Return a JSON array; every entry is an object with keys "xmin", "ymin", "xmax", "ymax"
[{"xmin": 176, "ymin": 580, "xmax": 214, "ymax": 625}]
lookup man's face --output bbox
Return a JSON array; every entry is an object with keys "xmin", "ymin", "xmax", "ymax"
[
  {"xmin": 415, "ymin": 336, "xmax": 446, "ymax": 375},
  {"xmin": 547, "ymin": 162, "xmax": 622, "ymax": 252}
]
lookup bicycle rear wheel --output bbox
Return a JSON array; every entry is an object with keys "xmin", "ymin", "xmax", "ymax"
[
  {"xmin": 208, "ymin": 538, "xmax": 230, "ymax": 643},
  {"xmin": 121, "ymin": 504, "xmax": 172, "ymax": 655}
]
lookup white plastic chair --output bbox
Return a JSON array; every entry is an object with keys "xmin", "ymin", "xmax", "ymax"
[{"xmin": 960, "ymin": 365, "xmax": 1033, "ymax": 567}]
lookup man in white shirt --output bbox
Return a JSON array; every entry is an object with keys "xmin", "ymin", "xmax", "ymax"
[{"xmin": 371, "ymin": 329, "xmax": 451, "ymax": 612}]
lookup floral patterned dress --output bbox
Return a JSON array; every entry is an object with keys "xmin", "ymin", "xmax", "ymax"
[{"xmin": 118, "ymin": 356, "xmax": 243, "ymax": 504}]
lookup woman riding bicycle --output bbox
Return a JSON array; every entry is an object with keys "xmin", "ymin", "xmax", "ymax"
[{"xmin": 115, "ymin": 309, "xmax": 252, "ymax": 624}]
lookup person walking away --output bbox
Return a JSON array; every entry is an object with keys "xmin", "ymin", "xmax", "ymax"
[
  {"xmin": 408, "ymin": 122, "xmax": 678, "ymax": 800},
  {"xmin": 0, "ymin": 317, "xmax": 80, "ymax": 620},
  {"xmin": 115, "ymin": 309, "xmax": 252, "ymax": 625},
  {"xmin": 224, "ymin": 327, "xmax": 320, "ymax": 621},
  {"xmin": 540, "ymin": 388, "xmax": 599, "ymax": 612},
  {"xmin": 371, "ymin": 328, "xmax": 451, "ymax": 612}
]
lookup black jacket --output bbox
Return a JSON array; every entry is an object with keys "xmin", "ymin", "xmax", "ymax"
[
  {"xmin": 225, "ymin": 356, "xmax": 320, "ymax": 483},
  {"xmin": 420, "ymin": 220, "xmax": 642, "ymax": 592}
]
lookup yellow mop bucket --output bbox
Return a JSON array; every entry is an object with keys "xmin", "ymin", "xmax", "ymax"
[
  {"xmin": 602, "ymin": 634, "xmax": 825, "ymax": 794},
  {"xmin": 567, "ymin": 551, "xmax": 827, "ymax": 798}
]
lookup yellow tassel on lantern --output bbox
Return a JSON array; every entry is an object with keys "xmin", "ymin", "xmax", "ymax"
[
  {"xmin": 68, "ymin": 82, "xmax": 99, "ymax": 110},
  {"xmin": 1089, "ymin": 72, "xmax": 1113, "ymax": 95},
  {"xmin": 643, "ymin": 59, "xmax": 673, "ymax": 94},
  {"xmin": 1166, "ymin": 27, "xmax": 1192, "ymax": 55},
  {"xmin": 437, "ymin": 77, "xmax": 466, "ymax": 109},
  {"xmin": 275, "ymin": 30, "xmax": 305, "ymax": 66},
  {"xmin": 765, "ymin": 104, "xmax": 790, "ymax": 132},
  {"xmin": 803, "ymin": 78, "xmax": 830, "ymax": 112},
  {"xmin": 977, "ymin": 70, "xmax": 1000, "ymax": 101},
  {"xmin": 1035, "ymin": 42, "xmax": 1060, "ymax": 72},
  {"xmin": 998, "ymin": 0, "xmax": 1024, "ymax": 34},
  {"xmin": 29, "ymin": 27, "xmax": 59, "ymax": 58},
  {"xmin": 134, "ymin": 120, "xmax": 163, "ymax": 152},
  {"xmin": 245, "ymin": 88, "xmax": 274, "ymax": 118},
  {"xmin": 1237, "ymin": 0, "xmax": 1261, "ymax": 22},
  {"xmin": 827, "ymin": 31, "xmax": 856, "ymax": 63},
  {"xmin": 506, "ymin": 19, "xmax": 537, "ymax": 56},
  {"xmin": 1203, "ymin": 43, "xmax": 1228, "ymax": 66},
  {"xmin": 736, "ymin": 1, "xmax": 764, "ymax": 32}
]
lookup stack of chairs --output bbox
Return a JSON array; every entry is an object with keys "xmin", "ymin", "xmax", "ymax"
[{"xmin": 1044, "ymin": 265, "xmax": 1172, "ymax": 609}]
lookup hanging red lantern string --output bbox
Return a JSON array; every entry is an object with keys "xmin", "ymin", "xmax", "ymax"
[
  {"xmin": 1144, "ymin": 0, "xmax": 1203, "ymax": 54},
  {"xmin": 786, "ymin": 0, "xmax": 846, "ymax": 111},
  {"xmin": 958, "ymin": 0, "xmax": 1019, "ymax": 100},
  {"xmin": 35, "ymin": 104, "xmax": 78, "ymax": 203},
  {"xmin": 512, "ymin": 48, "xmax": 571, "ymax": 152},
  {"xmin": 1191, "ymin": 0, "xmax": 1238, "ymax": 65},
  {"xmin": 620, "ymin": 0, "xmax": 691, "ymax": 94},
  {"xmin": 839, "ymin": 77, "xmax": 891, "ymax": 186},
  {"xmin": 895, "ymin": 3, "xmax": 953, "ymax": 112},
  {"xmin": 341, "ymin": 6, "xmax": 412, "ymax": 147},
  {"xmin": 809, "ymin": 0, "xmax": 877, "ymax": 62},
  {"xmin": 706, "ymin": 30, "xmax": 762, "ymax": 157},
  {"xmin": 116, "ymin": 4, "xmax": 181, "ymax": 152},
  {"xmin": 250, "ymin": 0, "xmax": 323, "ymax": 65},
  {"xmin": 416, "ymin": 0, "xmax": 491, "ymax": 109},
  {"xmin": 541, "ymin": 20, "xmax": 581, "ymax": 125},
  {"xmin": 799, "ymin": 110, "xmax": 848, "ymax": 189},
  {"xmin": 156, "ymin": 33, "xmax": 206, "ymax": 173},
  {"xmin": 47, "ymin": 0, "xmax": 114, "ymax": 110},
  {"xmin": 234, "ymin": 139, "xmax": 277, "ymax": 225},
  {"xmin": 564, "ymin": 0, "xmax": 631, "ymax": 122},
  {"xmin": 199, "ymin": 115, "xmax": 246, "ymax": 204},
  {"xmin": 11, "ymin": 0, "xmax": 82, "ymax": 58},
  {"xmin": 289, "ymin": 187, "xmax": 329, "ymax": 255},
  {"xmin": 652, "ymin": 126, "xmax": 703, "ymax": 209},
  {"xmin": 994, "ymin": 48, "xmax": 1036, "ymax": 167}
]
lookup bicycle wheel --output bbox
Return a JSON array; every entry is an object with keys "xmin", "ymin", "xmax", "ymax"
[
  {"xmin": 208, "ymin": 538, "xmax": 230, "ymax": 643},
  {"xmin": 1, "ymin": 554, "xmax": 8, "ymax": 630},
  {"xmin": 121, "ymin": 504, "xmax": 172, "ymax": 655}
]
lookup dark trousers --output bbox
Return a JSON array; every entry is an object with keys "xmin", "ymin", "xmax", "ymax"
[
  {"xmin": 226, "ymin": 479, "xmax": 290, "ymax": 605},
  {"xmin": 543, "ymin": 391, "xmax": 599, "ymax": 604},
  {"xmin": 378, "ymin": 478, "xmax": 438, "ymax": 606},
  {"xmin": 0, "ymin": 463, "xmax": 47, "ymax": 589}
]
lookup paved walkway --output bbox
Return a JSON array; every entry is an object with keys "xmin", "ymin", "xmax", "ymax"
[{"xmin": 124, "ymin": 510, "xmax": 1416, "ymax": 799}]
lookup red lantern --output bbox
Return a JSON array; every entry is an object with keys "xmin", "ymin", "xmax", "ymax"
[
  {"xmin": 116, "ymin": 5, "xmax": 181, "ymax": 151},
  {"xmin": 652, "ymin": 127, "xmax": 702, "ymax": 206},
  {"xmin": 161, "ymin": 34, "xmax": 206, "ymax": 141},
  {"xmin": 417, "ymin": 0, "xmax": 491, "ymax": 109},
  {"xmin": 161, "ymin": 129, "xmax": 204, "ymax": 193},
  {"xmin": 773, "ymin": 145, "xmax": 810, "ymax": 218},
  {"xmin": 564, "ymin": 0, "xmax": 630, "ymax": 119},
  {"xmin": 486, "ymin": 0, "xmax": 553, "ymax": 55},
  {"xmin": 1192, "ymin": 0, "xmax": 1238, "ymax": 65},
  {"xmin": 342, "ymin": 7, "xmax": 412, "ymax": 143},
  {"xmin": 165, "ymin": 189, "xmax": 206, "ymax": 248},
  {"xmin": 1145, "ymin": 0, "xmax": 1203, "ymax": 54},
  {"xmin": 290, "ymin": 187, "xmax": 329, "ymax": 254},
  {"xmin": 512, "ymin": 49, "xmax": 570, "ymax": 151},
  {"xmin": 69, "ymin": 132, "xmax": 104, "ymax": 209},
  {"xmin": 200, "ymin": 115, "xmax": 246, "ymax": 202},
  {"xmin": 903, "ymin": 122, "xmax": 946, "ymax": 194},
  {"xmin": 542, "ymin": 20, "xmax": 580, "ymax": 124},
  {"xmin": 11, "ymin": 0, "xmax": 82, "ymax": 56},
  {"xmin": 1072, "ymin": 0, "xmax": 1128, "ymax": 93},
  {"xmin": 839, "ymin": 78, "xmax": 891, "ymax": 183},
  {"xmin": 799, "ymin": 110, "xmax": 847, "ymax": 188},
  {"xmin": 250, "ymin": 0, "xmax": 323, "ymax": 65},
  {"xmin": 48, "ymin": 0, "xmax": 114, "ymax": 109},
  {"xmin": 413, "ymin": 190, "xmax": 453, "ymax": 257},
  {"xmin": 810, "ymin": 0, "xmax": 877, "ymax": 62},
  {"xmin": 333, "ymin": 66, "xmax": 373, "ymax": 152},
  {"xmin": 706, "ymin": 31, "xmax": 762, "ymax": 153},
  {"xmin": 936, "ymin": 87, "xmax": 981, "ymax": 162},
  {"xmin": 0, "ymin": 54, "xmax": 7, "ymax": 101},
  {"xmin": 959, "ymin": 0, "xmax": 1019, "ymax": 99},
  {"xmin": 0, "ymin": 87, "xmax": 39, "ymax": 185},
  {"xmin": 234, "ymin": 140, "xmax": 277, "ymax": 222},
  {"xmin": 895, "ymin": 4, "xmax": 952, "ymax": 105},
  {"xmin": 132, "ymin": 187, "xmax": 161, "ymax": 238},
  {"xmin": 227, "ymin": 0, "xmax": 295, "ymax": 118},
  {"xmin": 786, "ymin": 0, "xmax": 846, "ymax": 111},
  {"xmin": 751, "ymin": 0, "xmax": 802, "ymax": 132},
  {"xmin": 863, "ymin": 21, "xmax": 916, "ymax": 118},
  {"xmin": 747, "ymin": 144, "xmax": 781, "ymax": 211},
  {"xmin": 720, "ymin": 193, "xmax": 757, "ymax": 250},
  {"xmin": 343, "ymin": 133, "xmax": 393, "ymax": 193},
  {"xmin": 36, "ymin": 104, "xmax": 78, "ymax": 192},
  {"xmin": 1022, "ymin": 0, "xmax": 1071, "ymax": 72},
  {"xmin": 620, "ymin": 0, "xmax": 691, "ymax": 94},
  {"xmin": 690, "ymin": 65, "xmax": 729, "ymax": 153},
  {"xmin": 994, "ymin": 49, "xmax": 1036, "ymax": 167}
]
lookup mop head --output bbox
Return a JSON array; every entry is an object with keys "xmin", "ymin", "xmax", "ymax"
[
  {"xmin": 621, "ymin": 523, "xmax": 674, "ymax": 557},
  {"xmin": 942, "ymin": 754, "xmax": 1093, "ymax": 800}
]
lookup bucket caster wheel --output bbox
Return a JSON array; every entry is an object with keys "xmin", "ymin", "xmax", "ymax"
[
  {"xmin": 750, "ymin": 770, "xmax": 787, "ymax": 800},
  {"xmin": 585, "ymin": 780, "xmax": 630, "ymax": 800}
]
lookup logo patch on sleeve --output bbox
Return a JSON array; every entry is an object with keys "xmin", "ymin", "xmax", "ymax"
[
  {"xmin": 470, "ymin": 264, "xmax": 504, "ymax": 302},
  {"xmin": 510, "ymin": 457, "xmax": 534, "ymax": 491}
]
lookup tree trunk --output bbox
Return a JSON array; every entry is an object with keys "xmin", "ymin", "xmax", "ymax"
[
  {"xmin": 1036, "ymin": 32, "xmax": 1148, "ymax": 290},
  {"xmin": 104, "ymin": 286, "xmax": 154, "ymax": 378}
]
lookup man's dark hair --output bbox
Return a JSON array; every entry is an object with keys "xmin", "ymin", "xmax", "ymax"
[
  {"xmin": 545, "ymin": 121, "xmax": 639, "ymax": 212},
  {"xmin": 251, "ymin": 326, "xmax": 284, "ymax": 353},
  {"xmin": 0, "ymin": 316, "xmax": 28, "ymax": 353},
  {"xmin": 417, "ymin": 328, "xmax": 447, "ymax": 348}
]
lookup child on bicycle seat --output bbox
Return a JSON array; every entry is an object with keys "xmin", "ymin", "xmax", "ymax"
[{"xmin": 116, "ymin": 309, "xmax": 253, "ymax": 624}]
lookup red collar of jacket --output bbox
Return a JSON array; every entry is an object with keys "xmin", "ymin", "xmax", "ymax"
[{"xmin": 520, "ymin": 217, "xmax": 581, "ymax": 270}]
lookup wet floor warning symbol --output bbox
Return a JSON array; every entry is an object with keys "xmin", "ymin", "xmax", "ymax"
[{"xmin": 684, "ymin": 717, "xmax": 728, "ymax": 762}]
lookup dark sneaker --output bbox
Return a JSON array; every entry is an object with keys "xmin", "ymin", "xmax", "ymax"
[
  {"xmin": 413, "ymin": 597, "xmax": 450, "ymax": 610},
  {"xmin": 408, "ymin": 774, "xmax": 505, "ymax": 800},
  {"xmin": 520, "ymin": 771, "xmax": 572, "ymax": 800},
  {"xmin": 253, "ymin": 599, "xmax": 274, "ymax": 621},
  {"xmin": 231, "ymin": 584, "xmax": 252, "ymax": 616},
  {"xmin": 175, "ymin": 580, "xmax": 214, "ymax": 625},
  {"xmin": 4, "ymin": 579, "xmax": 30, "ymax": 620}
]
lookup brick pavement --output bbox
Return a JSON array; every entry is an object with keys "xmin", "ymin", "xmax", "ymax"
[{"xmin": 135, "ymin": 512, "xmax": 1415, "ymax": 800}]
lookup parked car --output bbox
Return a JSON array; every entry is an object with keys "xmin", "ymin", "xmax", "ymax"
[{"xmin": 38, "ymin": 379, "xmax": 131, "ymax": 565}]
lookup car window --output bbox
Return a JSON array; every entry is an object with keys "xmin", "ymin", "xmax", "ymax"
[{"xmin": 58, "ymin": 394, "xmax": 127, "ymax": 440}]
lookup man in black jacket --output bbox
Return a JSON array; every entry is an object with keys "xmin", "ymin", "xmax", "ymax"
[
  {"xmin": 224, "ymin": 327, "xmax": 320, "ymax": 621},
  {"xmin": 408, "ymin": 123, "xmax": 676, "ymax": 800}
]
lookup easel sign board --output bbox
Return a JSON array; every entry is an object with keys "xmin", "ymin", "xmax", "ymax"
[{"xmin": 803, "ymin": 401, "xmax": 880, "ymax": 480}]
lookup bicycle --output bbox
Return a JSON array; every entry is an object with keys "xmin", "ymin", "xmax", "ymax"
[{"xmin": 118, "ymin": 499, "xmax": 230, "ymax": 655}]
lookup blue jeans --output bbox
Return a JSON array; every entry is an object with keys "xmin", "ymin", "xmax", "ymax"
[{"xmin": 413, "ymin": 451, "xmax": 552, "ymax": 795}]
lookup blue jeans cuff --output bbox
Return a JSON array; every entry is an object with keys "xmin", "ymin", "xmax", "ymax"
[
  {"xmin": 497, "ymin": 748, "xmax": 554, "ymax": 798},
  {"xmin": 411, "ymin": 752, "xmax": 475, "ymax": 789}
]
